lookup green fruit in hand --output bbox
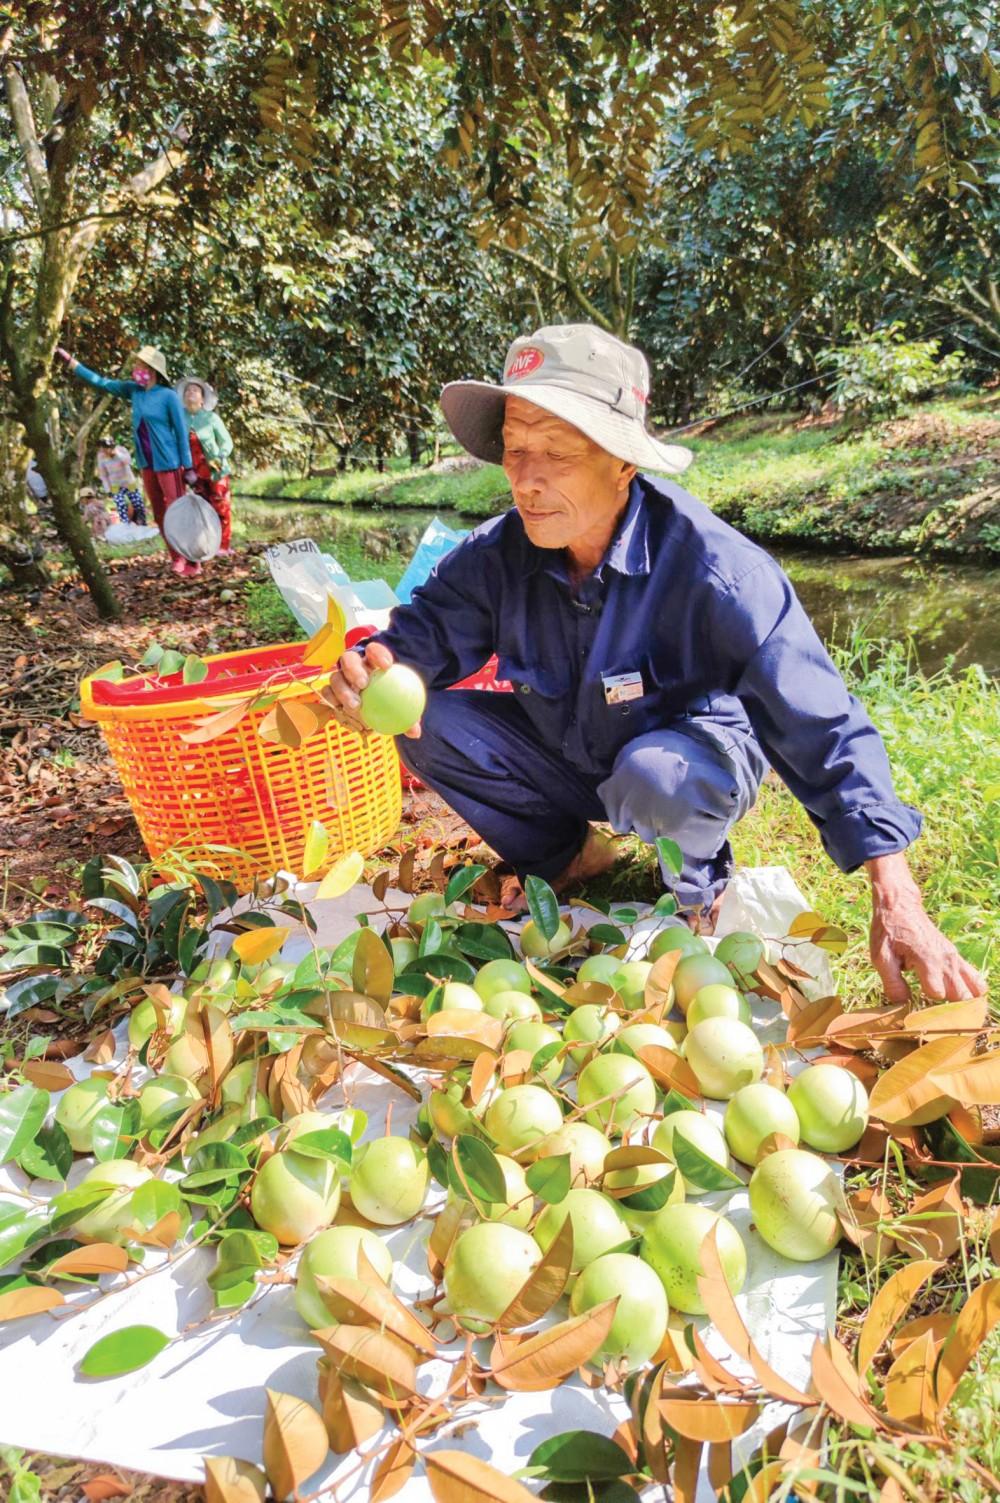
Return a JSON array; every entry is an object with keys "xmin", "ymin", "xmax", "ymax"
[
  {"xmin": 531, "ymin": 1122, "xmax": 612, "ymax": 1184},
  {"xmin": 724, "ymin": 1083, "xmax": 801, "ymax": 1166},
  {"xmin": 294, "ymin": 1225, "xmax": 393, "ymax": 1330},
  {"xmin": 672, "ymin": 953, "xmax": 735, "ymax": 1015},
  {"xmin": 444, "ymin": 1222, "xmax": 541, "ymax": 1331},
  {"xmin": 687, "ymin": 983, "xmax": 751, "ymax": 1028},
  {"xmin": 648, "ymin": 927, "xmax": 708, "ymax": 963},
  {"xmin": 577, "ymin": 954, "xmax": 625, "ymax": 987},
  {"xmin": 534, "ymin": 1187, "xmax": 630, "ymax": 1274},
  {"xmin": 685, "ymin": 1017, "xmax": 764, "ymax": 1100},
  {"xmin": 570, "ymin": 1252, "xmax": 669, "ymax": 1367},
  {"xmin": 612, "ymin": 960, "xmax": 654, "ymax": 1011},
  {"xmin": 652, "ymin": 1110, "xmax": 730, "ymax": 1193},
  {"xmin": 73, "ymin": 1159, "xmax": 154, "ymax": 1245},
  {"xmin": 641, "ymin": 1203, "xmax": 746, "ymax": 1314},
  {"xmin": 251, "ymin": 1148, "xmax": 341, "ymax": 1245},
  {"xmin": 359, "ymin": 663, "xmax": 426, "ymax": 735},
  {"xmin": 749, "ymin": 1148, "xmax": 842, "ymax": 1261},
  {"xmin": 519, "ymin": 919, "xmax": 571, "ymax": 958},
  {"xmin": 578, "ymin": 1053, "xmax": 657, "ymax": 1137},
  {"xmin": 349, "ymin": 1136, "xmax": 430, "ymax": 1225},
  {"xmin": 483, "ymin": 1084, "xmax": 563, "ymax": 1153},
  {"xmin": 714, "ymin": 930, "xmax": 765, "ymax": 981},
  {"xmin": 563, "ymin": 1003, "xmax": 620, "ymax": 1069},
  {"xmin": 482, "ymin": 989, "xmax": 542, "ymax": 1022},
  {"xmin": 390, "ymin": 936, "xmax": 419, "ymax": 972},
  {"xmin": 128, "ymin": 992, "xmax": 188, "ymax": 1050},
  {"xmin": 55, "ymin": 1078, "xmax": 111, "ymax": 1152},
  {"xmin": 505, "ymin": 1020, "xmax": 563, "ymax": 1084},
  {"xmin": 788, "ymin": 1064, "xmax": 869, "ymax": 1153},
  {"xmin": 138, "ymin": 1072, "xmax": 201, "ymax": 1130},
  {"xmin": 474, "ymin": 959, "xmax": 532, "ymax": 1001},
  {"xmin": 612, "ymin": 1023, "xmax": 678, "ymax": 1060}
]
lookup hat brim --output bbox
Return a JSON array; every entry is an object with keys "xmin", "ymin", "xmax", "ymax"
[
  {"xmin": 440, "ymin": 381, "xmax": 693, "ymax": 475},
  {"xmin": 136, "ymin": 347, "xmax": 169, "ymax": 380},
  {"xmin": 175, "ymin": 376, "xmax": 218, "ymax": 411}
]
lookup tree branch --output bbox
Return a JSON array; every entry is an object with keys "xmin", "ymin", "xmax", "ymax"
[
  {"xmin": 495, "ymin": 243, "xmax": 564, "ymax": 286},
  {"xmin": 2, "ymin": 54, "xmax": 49, "ymax": 212},
  {"xmin": 557, "ymin": 245, "xmax": 615, "ymax": 332}
]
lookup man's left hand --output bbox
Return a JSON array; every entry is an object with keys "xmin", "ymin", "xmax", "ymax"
[{"xmin": 867, "ymin": 854, "xmax": 984, "ymax": 1001}]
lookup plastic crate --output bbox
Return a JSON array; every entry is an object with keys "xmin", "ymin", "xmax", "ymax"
[{"xmin": 80, "ymin": 642, "xmax": 402, "ymax": 889}]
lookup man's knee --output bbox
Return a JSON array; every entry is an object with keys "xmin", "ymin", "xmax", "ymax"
[{"xmin": 599, "ymin": 729, "xmax": 742, "ymax": 856}]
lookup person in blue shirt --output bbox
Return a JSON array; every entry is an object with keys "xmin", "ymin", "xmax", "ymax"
[
  {"xmin": 330, "ymin": 324, "xmax": 982, "ymax": 1004},
  {"xmin": 56, "ymin": 343, "xmax": 200, "ymax": 576}
]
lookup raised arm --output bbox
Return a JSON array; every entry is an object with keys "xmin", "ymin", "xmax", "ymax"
[
  {"xmin": 714, "ymin": 558, "xmax": 983, "ymax": 1001},
  {"xmin": 56, "ymin": 348, "xmax": 133, "ymax": 399}
]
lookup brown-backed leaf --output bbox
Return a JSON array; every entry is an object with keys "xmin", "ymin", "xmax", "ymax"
[
  {"xmin": 425, "ymin": 1449, "xmax": 537, "ymax": 1503},
  {"xmin": 370, "ymin": 1436, "xmax": 416, "ymax": 1501},
  {"xmin": 81, "ymin": 1478, "xmax": 131, "ymax": 1501},
  {"xmin": 696, "ymin": 1224, "xmax": 813, "ymax": 1404},
  {"xmin": 857, "ymin": 1259, "xmax": 941, "ymax": 1375},
  {"xmin": 868, "ymin": 1036, "xmax": 971, "ymax": 1126},
  {"xmin": 689, "ymin": 1327, "xmax": 747, "ymax": 1393},
  {"xmin": 928, "ymin": 1046, "xmax": 1000, "ymax": 1106},
  {"xmin": 903, "ymin": 997, "xmax": 987, "ymax": 1035},
  {"xmin": 496, "ymin": 1213, "xmax": 573, "ymax": 1329},
  {"xmin": 20, "ymin": 1059, "xmax": 75, "ymax": 1091},
  {"xmin": 826, "ymin": 1005, "xmax": 911, "ymax": 1050},
  {"xmin": 489, "ymin": 1301, "xmax": 618, "ymax": 1390},
  {"xmin": 313, "ymin": 1275, "xmax": 436, "ymax": 1355},
  {"xmin": 203, "ymin": 1456, "xmax": 267, "ymax": 1503},
  {"xmin": 935, "ymin": 1278, "xmax": 1000, "ymax": 1409},
  {"xmin": 810, "ymin": 1335, "xmax": 882, "ymax": 1429},
  {"xmin": 763, "ymin": 1043, "xmax": 785, "ymax": 1090},
  {"xmin": 659, "ymin": 1395, "xmax": 760, "ymax": 1442},
  {"xmin": 990, "ymin": 1206, "xmax": 1000, "ymax": 1265},
  {"xmin": 315, "ymin": 850, "xmax": 365, "ymax": 901},
  {"xmin": 561, "ymin": 981, "xmax": 615, "ymax": 1009},
  {"xmin": 884, "ymin": 1328, "xmax": 941, "ymax": 1428},
  {"xmin": 745, "ymin": 1461, "xmax": 790, "ymax": 1502},
  {"xmin": 787, "ymin": 910, "xmax": 824, "ymax": 940},
  {"xmin": 890, "ymin": 1312, "xmax": 955, "ymax": 1360},
  {"xmin": 427, "ymin": 1199, "xmax": 473, "ymax": 1282},
  {"xmin": 84, "ymin": 1030, "xmax": 117, "ymax": 1064},
  {"xmin": 641, "ymin": 1360, "xmax": 672, "ymax": 1483},
  {"xmin": 637, "ymin": 1045, "xmax": 701, "ymax": 1097},
  {"xmin": 672, "ymin": 1433, "xmax": 702, "ymax": 1503},
  {"xmin": 425, "ymin": 1010, "xmax": 503, "ymax": 1050},
  {"xmin": 48, "ymin": 1243, "xmax": 129, "ymax": 1278},
  {"xmin": 262, "ymin": 1389, "xmax": 328, "ymax": 1501},
  {"xmin": 708, "ymin": 1440, "xmax": 733, "ymax": 1493},
  {"xmin": 396, "ymin": 849, "xmax": 416, "ymax": 892},
  {"xmin": 318, "ymin": 1366, "xmax": 383, "ymax": 1454},
  {"xmin": 232, "ymin": 927, "xmax": 291, "ymax": 967},
  {"xmin": 315, "ymin": 1323, "xmax": 418, "ymax": 1405},
  {"xmin": 787, "ymin": 995, "xmax": 843, "ymax": 1045},
  {"xmin": 180, "ymin": 697, "xmax": 253, "ymax": 745},
  {"xmin": 895, "ymin": 1176, "xmax": 963, "ymax": 1260},
  {"xmin": 0, "ymin": 1285, "xmax": 64, "ymax": 1321},
  {"xmin": 469, "ymin": 1049, "xmax": 497, "ymax": 1105},
  {"xmin": 645, "ymin": 951, "xmax": 681, "ymax": 1008},
  {"xmin": 352, "ymin": 927, "xmax": 393, "ymax": 1006}
]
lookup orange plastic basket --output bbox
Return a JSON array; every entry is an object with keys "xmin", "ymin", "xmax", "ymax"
[{"xmin": 80, "ymin": 642, "xmax": 402, "ymax": 889}]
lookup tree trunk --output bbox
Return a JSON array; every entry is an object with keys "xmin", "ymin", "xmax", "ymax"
[
  {"xmin": 405, "ymin": 426, "xmax": 422, "ymax": 466},
  {"xmin": 0, "ymin": 420, "xmax": 49, "ymax": 591}
]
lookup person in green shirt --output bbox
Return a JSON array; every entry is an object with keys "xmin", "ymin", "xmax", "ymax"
[{"xmin": 176, "ymin": 375, "xmax": 236, "ymax": 555}]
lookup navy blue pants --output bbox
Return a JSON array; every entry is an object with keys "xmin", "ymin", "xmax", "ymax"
[{"xmin": 399, "ymin": 690, "xmax": 768, "ymax": 910}]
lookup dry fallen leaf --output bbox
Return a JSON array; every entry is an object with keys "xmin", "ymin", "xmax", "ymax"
[
  {"xmin": 424, "ymin": 1448, "xmax": 538, "ymax": 1502},
  {"xmin": 202, "ymin": 1456, "xmax": 268, "ymax": 1503},
  {"xmin": 856, "ymin": 1258, "xmax": 941, "ymax": 1375},
  {"xmin": 489, "ymin": 1301, "xmax": 618, "ymax": 1391},
  {"xmin": 262, "ymin": 1388, "xmax": 329, "ymax": 1500}
]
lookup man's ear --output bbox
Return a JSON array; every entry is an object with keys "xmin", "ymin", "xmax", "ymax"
[{"xmin": 619, "ymin": 461, "xmax": 638, "ymax": 491}]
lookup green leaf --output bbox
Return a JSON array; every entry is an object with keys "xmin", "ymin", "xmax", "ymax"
[
  {"xmin": 401, "ymin": 954, "xmax": 476, "ymax": 985},
  {"xmin": 655, "ymin": 837, "xmax": 683, "ymax": 878},
  {"xmin": 0, "ymin": 944, "xmax": 69, "ymax": 972},
  {"xmin": 660, "ymin": 1089, "xmax": 694, "ymax": 1118},
  {"xmin": 426, "ymin": 1136, "xmax": 450, "ymax": 1189},
  {"xmin": 652, "ymin": 893, "xmax": 678, "ymax": 917},
  {"xmin": 182, "ymin": 654, "xmax": 209, "ymax": 685},
  {"xmin": 230, "ymin": 1115, "xmax": 280, "ymax": 1147},
  {"xmin": 139, "ymin": 642, "xmax": 165, "ymax": 668},
  {"xmin": 92, "ymin": 1100, "xmax": 142, "ymax": 1163},
  {"xmin": 526, "ymin": 1153, "xmax": 571, "ymax": 1205},
  {"xmin": 78, "ymin": 1324, "xmax": 170, "ymax": 1378},
  {"xmin": 528, "ymin": 1429, "xmax": 634, "ymax": 1483},
  {"xmin": 130, "ymin": 1178, "xmax": 183, "ymax": 1229},
  {"xmin": 610, "ymin": 908, "xmax": 638, "ymax": 926},
  {"xmin": 453, "ymin": 923, "xmax": 513, "ymax": 962},
  {"xmin": 90, "ymin": 661, "xmax": 125, "ymax": 683},
  {"xmin": 0, "ymin": 1086, "xmax": 50, "ymax": 1166},
  {"xmin": 418, "ymin": 917, "xmax": 443, "ymax": 958},
  {"xmin": 672, "ymin": 1134, "xmax": 743, "ymax": 1191},
  {"xmin": 450, "ymin": 1134, "xmax": 507, "ymax": 1204},
  {"xmin": 285, "ymin": 1128, "xmax": 352, "ymax": 1167},
  {"xmin": 47, "ymin": 1183, "xmax": 112, "ymax": 1232},
  {"xmin": 445, "ymin": 863, "xmax": 486, "ymax": 906},
  {"xmin": 17, "ymin": 1123, "xmax": 73, "ymax": 1183},
  {"xmin": 156, "ymin": 649, "xmax": 185, "ymax": 677},
  {"xmin": 525, "ymin": 874, "xmax": 560, "ymax": 941},
  {"xmin": 0, "ymin": 1204, "xmax": 52, "ymax": 1266},
  {"xmin": 207, "ymin": 1228, "xmax": 276, "ymax": 1295},
  {"xmin": 181, "ymin": 1142, "xmax": 251, "ymax": 1190},
  {"xmin": 0, "ymin": 921, "xmax": 80, "ymax": 949},
  {"xmin": 619, "ymin": 1167, "xmax": 678, "ymax": 1212},
  {"xmin": 589, "ymin": 924, "xmax": 626, "ymax": 947},
  {"xmin": 531, "ymin": 1041, "xmax": 563, "ymax": 1076}
]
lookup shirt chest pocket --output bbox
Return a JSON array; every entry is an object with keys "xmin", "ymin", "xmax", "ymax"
[{"xmin": 496, "ymin": 653, "xmax": 572, "ymax": 702}]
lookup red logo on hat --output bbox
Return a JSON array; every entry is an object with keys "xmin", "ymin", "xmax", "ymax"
[{"xmin": 505, "ymin": 346, "xmax": 544, "ymax": 381}]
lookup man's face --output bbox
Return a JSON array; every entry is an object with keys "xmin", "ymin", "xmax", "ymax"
[{"xmin": 501, "ymin": 396, "xmax": 635, "ymax": 552}]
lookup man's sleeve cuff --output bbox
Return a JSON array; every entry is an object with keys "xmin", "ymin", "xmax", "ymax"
[{"xmin": 818, "ymin": 802, "xmax": 924, "ymax": 873}]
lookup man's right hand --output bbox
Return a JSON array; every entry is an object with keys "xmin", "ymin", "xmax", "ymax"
[{"xmin": 327, "ymin": 641, "xmax": 423, "ymax": 739}]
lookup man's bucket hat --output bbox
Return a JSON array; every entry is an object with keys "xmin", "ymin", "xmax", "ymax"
[{"xmin": 440, "ymin": 323, "xmax": 693, "ymax": 474}]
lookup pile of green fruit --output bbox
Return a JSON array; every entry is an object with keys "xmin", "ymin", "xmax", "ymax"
[{"xmin": 36, "ymin": 891, "xmax": 867, "ymax": 1383}]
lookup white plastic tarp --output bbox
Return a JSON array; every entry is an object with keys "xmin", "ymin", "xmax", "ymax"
[{"xmin": 0, "ymin": 869, "xmax": 836, "ymax": 1499}]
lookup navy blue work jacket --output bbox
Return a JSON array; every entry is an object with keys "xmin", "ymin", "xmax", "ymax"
[{"xmin": 377, "ymin": 474, "xmax": 922, "ymax": 872}]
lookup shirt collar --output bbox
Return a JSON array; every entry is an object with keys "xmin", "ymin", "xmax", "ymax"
[{"xmin": 530, "ymin": 476, "xmax": 651, "ymax": 584}]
